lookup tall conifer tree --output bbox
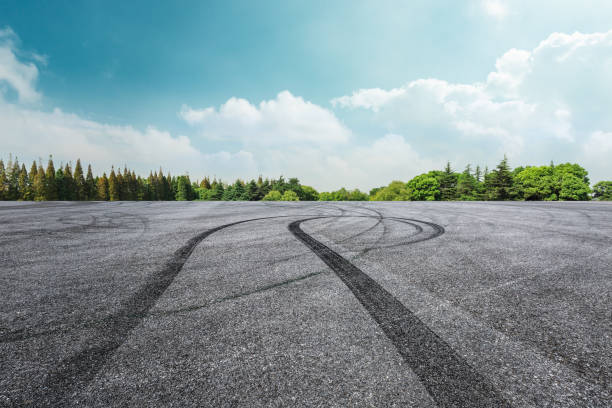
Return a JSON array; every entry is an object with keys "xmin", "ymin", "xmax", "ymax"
[
  {"xmin": 97, "ymin": 173, "xmax": 109, "ymax": 201},
  {"xmin": 0, "ymin": 160, "xmax": 6, "ymax": 200},
  {"xmin": 18, "ymin": 164, "xmax": 30, "ymax": 200},
  {"xmin": 45, "ymin": 156, "xmax": 58, "ymax": 200},
  {"xmin": 108, "ymin": 167, "xmax": 119, "ymax": 201},
  {"xmin": 63, "ymin": 163, "xmax": 75, "ymax": 200},
  {"xmin": 34, "ymin": 164, "xmax": 46, "ymax": 201},
  {"xmin": 74, "ymin": 159, "xmax": 86, "ymax": 200},
  {"xmin": 85, "ymin": 164, "xmax": 95, "ymax": 200},
  {"xmin": 439, "ymin": 162, "xmax": 458, "ymax": 201}
]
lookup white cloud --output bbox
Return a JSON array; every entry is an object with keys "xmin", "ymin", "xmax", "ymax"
[
  {"xmin": 227, "ymin": 133, "xmax": 438, "ymax": 191},
  {"xmin": 0, "ymin": 102, "xmax": 206, "ymax": 173},
  {"xmin": 331, "ymin": 87, "xmax": 405, "ymax": 112},
  {"xmin": 0, "ymin": 27, "xmax": 41, "ymax": 103},
  {"xmin": 482, "ymin": 0, "xmax": 509, "ymax": 20},
  {"xmin": 3, "ymin": 23, "xmax": 611, "ymax": 190},
  {"xmin": 180, "ymin": 105, "xmax": 215, "ymax": 125},
  {"xmin": 326, "ymin": 134, "xmax": 438, "ymax": 188},
  {"xmin": 181, "ymin": 90, "xmax": 351, "ymax": 146},
  {"xmin": 332, "ymin": 29, "xmax": 612, "ymax": 182}
]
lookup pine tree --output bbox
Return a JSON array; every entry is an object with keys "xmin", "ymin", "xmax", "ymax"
[
  {"xmin": 175, "ymin": 176, "xmax": 192, "ymax": 201},
  {"xmin": 29, "ymin": 161, "xmax": 38, "ymax": 195},
  {"xmin": 97, "ymin": 173, "xmax": 109, "ymax": 200},
  {"xmin": 55, "ymin": 166, "xmax": 65, "ymax": 200},
  {"xmin": 136, "ymin": 174, "xmax": 146, "ymax": 200},
  {"xmin": 34, "ymin": 163, "xmax": 46, "ymax": 201},
  {"xmin": 474, "ymin": 165, "xmax": 482, "ymax": 183},
  {"xmin": 130, "ymin": 170, "xmax": 139, "ymax": 200},
  {"xmin": 491, "ymin": 155, "xmax": 514, "ymax": 200},
  {"xmin": 210, "ymin": 181, "xmax": 224, "ymax": 200},
  {"xmin": 232, "ymin": 180, "xmax": 246, "ymax": 200},
  {"xmin": 0, "ymin": 160, "xmax": 6, "ymax": 200},
  {"xmin": 63, "ymin": 163, "xmax": 75, "ymax": 200},
  {"xmin": 7, "ymin": 157, "xmax": 20, "ymax": 200},
  {"xmin": 165, "ymin": 172, "xmax": 173, "ymax": 200},
  {"xmin": 200, "ymin": 177, "xmax": 211, "ymax": 189},
  {"xmin": 18, "ymin": 164, "xmax": 30, "ymax": 200},
  {"xmin": 74, "ymin": 159, "xmax": 86, "ymax": 200},
  {"xmin": 45, "ymin": 156, "xmax": 58, "ymax": 200},
  {"xmin": 439, "ymin": 161, "xmax": 458, "ymax": 201},
  {"xmin": 85, "ymin": 164, "xmax": 95, "ymax": 200},
  {"xmin": 108, "ymin": 167, "xmax": 119, "ymax": 201},
  {"xmin": 116, "ymin": 171, "xmax": 125, "ymax": 200},
  {"xmin": 246, "ymin": 180, "xmax": 258, "ymax": 201},
  {"xmin": 457, "ymin": 164, "xmax": 477, "ymax": 200}
]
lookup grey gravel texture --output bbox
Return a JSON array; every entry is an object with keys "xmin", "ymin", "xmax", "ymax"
[{"xmin": 0, "ymin": 201, "xmax": 610, "ymax": 407}]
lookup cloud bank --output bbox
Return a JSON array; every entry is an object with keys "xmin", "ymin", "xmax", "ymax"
[
  {"xmin": 331, "ymin": 29, "xmax": 612, "ymax": 183},
  {"xmin": 1, "ymin": 26, "xmax": 611, "ymax": 190}
]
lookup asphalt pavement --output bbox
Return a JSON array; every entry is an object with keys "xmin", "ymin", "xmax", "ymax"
[{"xmin": 0, "ymin": 201, "xmax": 610, "ymax": 407}]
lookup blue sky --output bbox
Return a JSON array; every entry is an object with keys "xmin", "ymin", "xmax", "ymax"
[{"xmin": 1, "ymin": 0, "xmax": 611, "ymax": 190}]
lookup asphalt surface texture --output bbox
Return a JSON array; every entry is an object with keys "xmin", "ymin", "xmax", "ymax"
[{"xmin": 0, "ymin": 201, "xmax": 610, "ymax": 407}]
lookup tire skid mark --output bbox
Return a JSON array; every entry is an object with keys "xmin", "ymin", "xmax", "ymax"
[
  {"xmin": 0, "ymin": 214, "xmax": 345, "ymax": 345},
  {"xmin": 31, "ymin": 216, "xmax": 284, "ymax": 406},
  {"xmin": 289, "ymin": 217, "xmax": 511, "ymax": 408},
  {"xmin": 30, "ymin": 212, "xmax": 459, "ymax": 406},
  {"xmin": 1, "ymin": 215, "xmax": 430, "ymax": 344}
]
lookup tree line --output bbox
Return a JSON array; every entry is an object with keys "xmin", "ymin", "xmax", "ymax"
[
  {"xmin": 0, "ymin": 155, "xmax": 610, "ymax": 202},
  {"xmin": 369, "ymin": 156, "xmax": 611, "ymax": 201}
]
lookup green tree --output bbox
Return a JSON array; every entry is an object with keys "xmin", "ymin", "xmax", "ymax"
[
  {"xmin": 18, "ymin": 164, "xmax": 30, "ymax": 200},
  {"xmin": 33, "ymin": 164, "xmax": 46, "ymax": 201},
  {"xmin": 116, "ymin": 171, "xmax": 125, "ymax": 200},
  {"xmin": 300, "ymin": 185, "xmax": 319, "ymax": 201},
  {"xmin": 45, "ymin": 156, "xmax": 58, "ymax": 200},
  {"xmin": 593, "ymin": 181, "xmax": 612, "ymax": 200},
  {"xmin": 474, "ymin": 165, "xmax": 482, "ymax": 183},
  {"xmin": 74, "ymin": 159, "xmax": 86, "ymax": 200},
  {"xmin": 262, "ymin": 190, "xmax": 282, "ymax": 201},
  {"xmin": 281, "ymin": 190, "xmax": 299, "ymax": 201},
  {"xmin": 97, "ymin": 173, "xmax": 109, "ymax": 200},
  {"xmin": 200, "ymin": 177, "xmax": 211, "ymax": 189},
  {"xmin": 456, "ymin": 165, "xmax": 477, "ymax": 200},
  {"xmin": 28, "ymin": 161, "xmax": 38, "ymax": 200},
  {"xmin": 514, "ymin": 166, "xmax": 553, "ymax": 200},
  {"xmin": 439, "ymin": 162, "xmax": 458, "ymax": 201},
  {"xmin": 233, "ymin": 180, "xmax": 246, "ymax": 200},
  {"xmin": 0, "ymin": 160, "xmax": 6, "ymax": 200},
  {"xmin": 62, "ymin": 163, "xmax": 75, "ymax": 200},
  {"xmin": 406, "ymin": 174, "xmax": 440, "ymax": 201},
  {"xmin": 85, "ymin": 164, "xmax": 95, "ymax": 200},
  {"xmin": 489, "ymin": 155, "xmax": 514, "ymax": 200},
  {"xmin": 108, "ymin": 167, "xmax": 119, "ymax": 201},
  {"xmin": 245, "ymin": 180, "xmax": 259, "ymax": 201},
  {"xmin": 55, "ymin": 167, "xmax": 65, "ymax": 200},
  {"xmin": 559, "ymin": 174, "xmax": 591, "ymax": 201},
  {"xmin": 209, "ymin": 181, "xmax": 225, "ymax": 200},
  {"xmin": 175, "ymin": 175, "xmax": 195, "ymax": 201},
  {"xmin": 6, "ymin": 157, "xmax": 20, "ymax": 200},
  {"xmin": 371, "ymin": 181, "xmax": 412, "ymax": 201}
]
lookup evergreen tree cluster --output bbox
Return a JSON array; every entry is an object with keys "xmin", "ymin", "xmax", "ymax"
[
  {"xmin": 196, "ymin": 176, "xmax": 318, "ymax": 201},
  {"xmin": 0, "ymin": 155, "xmax": 183, "ymax": 201},
  {"xmin": 0, "ymin": 154, "xmax": 607, "ymax": 202}
]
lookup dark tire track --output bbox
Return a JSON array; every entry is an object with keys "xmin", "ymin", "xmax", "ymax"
[
  {"xmin": 32, "ymin": 217, "xmax": 269, "ymax": 406},
  {"xmin": 289, "ymin": 217, "xmax": 511, "ymax": 408},
  {"xmin": 31, "ymin": 212, "xmax": 484, "ymax": 407}
]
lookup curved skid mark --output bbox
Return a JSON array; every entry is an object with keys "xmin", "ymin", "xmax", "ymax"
[
  {"xmin": 31, "ymin": 212, "xmax": 447, "ymax": 406},
  {"xmin": 289, "ymin": 218, "xmax": 510, "ymax": 408}
]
